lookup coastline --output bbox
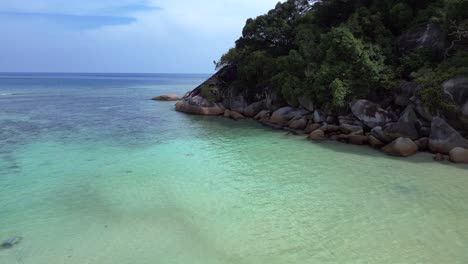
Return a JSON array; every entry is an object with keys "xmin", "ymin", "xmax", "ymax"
[{"xmin": 156, "ymin": 71, "xmax": 468, "ymax": 165}]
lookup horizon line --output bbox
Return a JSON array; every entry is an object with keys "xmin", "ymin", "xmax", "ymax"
[{"xmin": 0, "ymin": 71, "xmax": 213, "ymax": 75}]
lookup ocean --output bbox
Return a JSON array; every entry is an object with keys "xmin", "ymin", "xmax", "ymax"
[{"xmin": 1, "ymin": 73, "xmax": 467, "ymax": 264}]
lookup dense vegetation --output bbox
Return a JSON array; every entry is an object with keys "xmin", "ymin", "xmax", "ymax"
[{"xmin": 216, "ymin": 0, "xmax": 468, "ymax": 110}]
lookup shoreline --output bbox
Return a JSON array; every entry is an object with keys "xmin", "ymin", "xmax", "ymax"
[{"xmin": 167, "ymin": 89, "xmax": 468, "ymax": 165}]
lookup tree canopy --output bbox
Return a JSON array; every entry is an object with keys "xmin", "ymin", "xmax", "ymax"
[{"xmin": 216, "ymin": 0, "xmax": 468, "ymax": 110}]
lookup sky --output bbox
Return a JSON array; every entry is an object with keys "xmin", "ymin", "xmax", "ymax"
[{"xmin": 0, "ymin": 0, "xmax": 281, "ymax": 73}]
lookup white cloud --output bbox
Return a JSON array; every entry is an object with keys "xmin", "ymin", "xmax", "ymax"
[{"xmin": 0, "ymin": 0, "xmax": 282, "ymax": 73}]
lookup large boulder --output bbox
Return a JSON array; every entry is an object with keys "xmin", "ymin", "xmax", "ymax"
[
  {"xmin": 397, "ymin": 23, "xmax": 446, "ymax": 55},
  {"xmin": 270, "ymin": 107, "xmax": 309, "ymax": 126},
  {"xmin": 383, "ymin": 106, "xmax": 420, "ymax": 140},
  {"xmin": 350, "ymin": 100, "xmax": 391, "ymax": 128},
  {"xmin": 449, "ymin": 147, "xmax": 468, "ymax": 164},
  {"xmin": 175, "ymin": 96, "xmax": 224, "ymax": 116},
  {"xmin": 382, "ymin": 138, "xmax": 419, "ymax": 157},
  {"xmin": 288, "ymin": 117, "xmax": 308, "ymax": 130},
  {"xmin": 429, "ymin": 117, "xmax": 468, "ymax": 154},
  {"xmin": 152, "ymin": 94, "xmax": 180, "ymax": 101},
  {"xmin": 309, "ymin": 130, "xmax": 326, "ymax": 140},
  {"xmin": 244, "ymin": 101, "xmax": 265, "ymax": 117}
]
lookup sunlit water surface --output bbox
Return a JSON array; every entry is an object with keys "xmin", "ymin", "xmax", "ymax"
[{"xmin": 1, "ymin": 73, "xmax": 467, "ymax": 264}]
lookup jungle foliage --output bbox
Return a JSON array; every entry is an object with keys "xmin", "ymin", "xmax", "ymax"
[{"xmin": 216, "ymin": 0, "xmax": 468, "ymax": 109}]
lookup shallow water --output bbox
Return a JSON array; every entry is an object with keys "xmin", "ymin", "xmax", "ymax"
[{"xmin": 1, "ymin": 73, "xmax": 467, "ymax": 264}]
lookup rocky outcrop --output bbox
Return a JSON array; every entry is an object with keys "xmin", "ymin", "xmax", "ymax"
[
  {"xmin": 175, "ymin": 96, "xmax": 224, "ymax": 116},
  {"xmin": 350, "ymin": 100, "xmax": 391, "ymax": 128},
  {"xmin": 174, "ymin": 65, "xmax": 468, "ymax": 164},
  {"xmin": 429, "ymin": 117, "xmax": 468, "ymax": 153},
  {"xmin": 449, "ymin": 147, "xmax": 468, "ymax": 164},
  {"xmin": 382, "ymin": 138, "xmax": 419, "ymax": 157},
  {"xmin": 152, "ymin": 94, "xmax": 180, "ymax": 101}
]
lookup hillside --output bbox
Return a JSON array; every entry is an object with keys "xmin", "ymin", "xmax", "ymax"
[{"xmin": 174, "ymin": 0, "xmax": 468, "ymax": 162}]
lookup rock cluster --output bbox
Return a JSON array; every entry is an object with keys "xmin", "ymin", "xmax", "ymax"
[{"xmin": 165, "ymin": 71, "xmax": 468, "ymax": 164}]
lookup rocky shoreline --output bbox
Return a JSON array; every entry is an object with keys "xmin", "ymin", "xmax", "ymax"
[{"xmin": 158, "ymin": 72, "xmax": 468, "ymax": 164}]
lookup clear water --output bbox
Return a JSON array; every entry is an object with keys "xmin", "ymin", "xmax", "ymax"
[{"xmin": 1, "ymin": 73, "xmax": 467, "ymax": 264}]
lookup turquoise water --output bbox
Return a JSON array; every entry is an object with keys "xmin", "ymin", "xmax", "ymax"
[{"xmin": 1, "ymin": 74, "xmax": 468, "ymax": 264}]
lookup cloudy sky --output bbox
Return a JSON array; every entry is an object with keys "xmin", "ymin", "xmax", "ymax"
[{"xmin": 0, "ymin": 0, "xmax": 280, "ymax": 73}]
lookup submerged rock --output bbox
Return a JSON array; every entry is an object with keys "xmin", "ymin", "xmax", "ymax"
[
  {"xmin": 1, "ymin": 236, "xmax": 22, "ymax": 250},
  {"xmin": 382, "ymin": 137, "xmax": 419, "ymax": 157}
]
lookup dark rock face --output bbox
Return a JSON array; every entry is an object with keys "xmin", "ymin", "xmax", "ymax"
[
  {"xmin": 395, "ymin": 82, "xmax": 420, "ymax": 107},
  {"xmin": 313, "ymin": 110, "xmax": 326, "ymax": 124},
  {"xmin": 350, "ymin": 100, "xmax": 391, "ymax": 128},
  {"xmin": 298, "ymin": 96, "xmax": 315, "ymax": 112},
  {"xmin": 429, "ymin": 117, "xmax": 468, "ymax": 153},
  {"xmin": 383, "ymin": 106, "xmax": 420, "ymax": 140},
  {"xmin": 225, "ymin": 95, "xmax": 248, "ymax": 114},
  {"xmin": 443, "ymin": 77, "xmax": 468, "ymax": 129},
  {"xmin": 398, "ymin": 23, "xmax": 447, "ymax": 55}
]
